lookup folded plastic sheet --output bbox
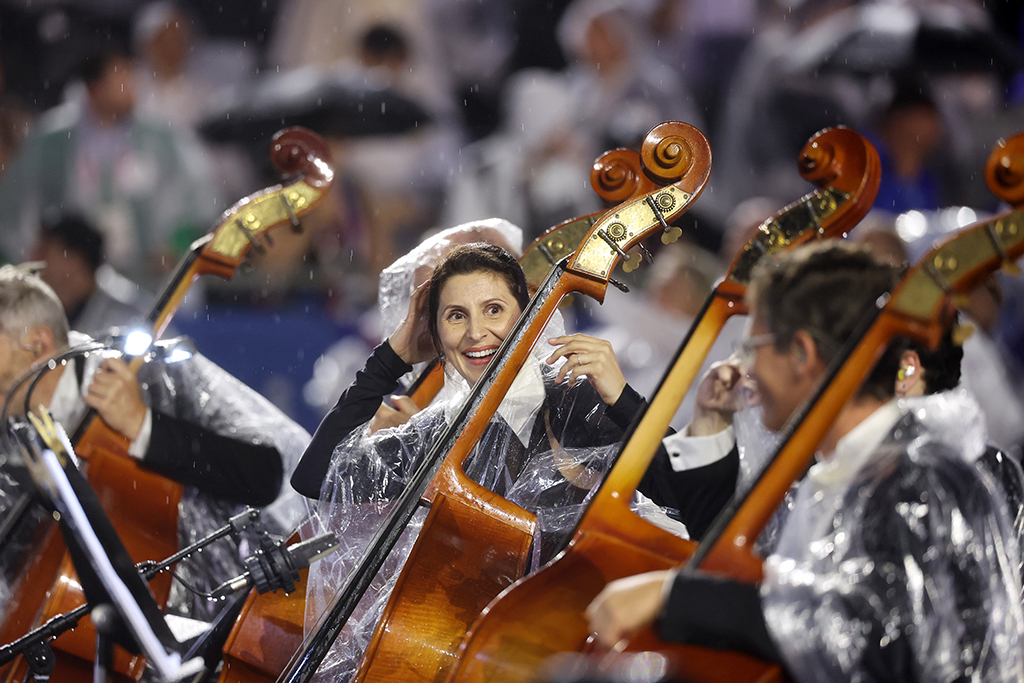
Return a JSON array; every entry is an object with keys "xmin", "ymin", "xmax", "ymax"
[{"xmin": 761, "ymin": 390, "xmax": 1024, "ymax": 682}]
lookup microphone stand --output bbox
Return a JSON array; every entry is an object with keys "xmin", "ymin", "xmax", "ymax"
[{"xmin": 0, "ymin": 508, "xmax": 266, "ymax": 679}]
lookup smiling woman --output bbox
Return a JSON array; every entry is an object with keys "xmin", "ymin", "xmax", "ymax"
[
  {"xmin": 291, "ymin": 240, "xmax": 647, "ymax": 680},
  {"xmin": 291, "ymin": 242, "xmax": 637, "ymax": 501}
]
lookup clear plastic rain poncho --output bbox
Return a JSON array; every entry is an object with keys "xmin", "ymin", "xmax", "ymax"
[
  {"xmin": 129, "ymin": 336, "xmax": 312, "ymax": 619},
  {"xmin": 0, "ymin": 334, "xmax": 311, "ymax": 626},
  {"xmin": 761, "ymin": 389, "xmax": 1024, "ymax": 683},
  {"xmin": 300, "ymin": 219, "xmax": 671, "ymax": 681},
  {"xmin": 303, "ymin": 358, "xmax": 628, "ymax": 681},
  {"xmin": 0, "ymin": 331, "xmax": 311, "ymax": 622}
]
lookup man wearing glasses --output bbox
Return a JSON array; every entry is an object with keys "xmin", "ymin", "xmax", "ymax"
[{"xmin": 588, "ymin": 241, "xmax": 1024, "ymax": 682}]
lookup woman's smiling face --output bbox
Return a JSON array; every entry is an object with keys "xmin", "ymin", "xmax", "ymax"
[{"xmin": 436, "ymin": 270, "xmax": 522, "ymax": 386}]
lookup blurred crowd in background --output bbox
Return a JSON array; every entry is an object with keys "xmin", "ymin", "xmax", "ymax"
[{"xmin": 0, "ymin": 0, "xmax": 1022, "ymax": 450}]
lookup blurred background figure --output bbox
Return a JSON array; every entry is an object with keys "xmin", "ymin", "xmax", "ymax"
[
  {"xmin": 444, "ymin": 0, "xmax": 702, "ymax": 241},
  {"xmin": 866, "ymin": 75, "xmax": 946, "ymax": 213},
  {"xmin": 29, "ymin": 211, "xmax": 149, "ymax": 337},
  {"xmin": 0, "ymin": 45, "xmax": 219, "ymax": 290},
  {"xmin": 0, "ymin": 56, "xmax": 33, "ymax": 190},
  {"xmin": 584, "ymin": 240, "xmax": 740, "ymax": 430},
  {"xmin": 132, "ymin": 1, "xmax": 212, "ymax": 129}
]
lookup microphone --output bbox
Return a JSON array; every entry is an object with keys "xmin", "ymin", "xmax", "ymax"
[{"xmin": 210, "ymin": 532, "xmax": 340, "ymax": 600}]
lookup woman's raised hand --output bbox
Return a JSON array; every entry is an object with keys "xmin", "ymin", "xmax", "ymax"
[
  {"xmin": 546, "ymin": 334, "xmax": 627, "ymax": 405},
  {"xmin": 388, "ymin": 280, "xmax": 437, "ymax": 365}
]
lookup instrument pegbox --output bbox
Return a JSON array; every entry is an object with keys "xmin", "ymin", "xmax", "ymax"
[
  {"xmin": 641, "ymin": 126, "xmax": 695, "ymax": 246},
  {"xmin": 586, "ymin": 121, "xmax": 708, "ymax": 278},
  {"xmin": 985, "ymin": 133, "xmax": 1024, "ymax": 276}
]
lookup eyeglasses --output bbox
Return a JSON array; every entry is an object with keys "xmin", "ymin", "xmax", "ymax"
[{"xmin": 733, "ymin": 333, "xmax": 776, "ymax": 370}]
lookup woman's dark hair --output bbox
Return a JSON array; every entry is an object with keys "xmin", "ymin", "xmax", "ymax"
[
  {"xmin": 427, "ymin": 243, "xmax": 529, "ymax": 358},
  {"xmin": 906, "ymin": 316, "xmax": 963, "ymax": 393}
]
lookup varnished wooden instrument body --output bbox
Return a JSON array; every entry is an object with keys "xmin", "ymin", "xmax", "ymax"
[
  {"xmin": 214, "ymin": 147, "xmax": 660, "ymax": 683},
  {"xmin": 0, "ymin": 128, "xmax": 333, "ymax": 683},
  {"xmin": 349, "ymin": 123, "xmax": 712, "ymax": 683},
  {"xmin": 445, "ymin": 126, "xmax": 883, "ymax": 683}
]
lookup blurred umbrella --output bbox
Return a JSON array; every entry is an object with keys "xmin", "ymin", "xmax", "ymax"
[
  {"xmin": 198, "ymin": 65, "xmax": 431, "ymax": 144},
  {"xmin": 781, "ymin": 2, "xmax": 1024, "ymax": 78}
]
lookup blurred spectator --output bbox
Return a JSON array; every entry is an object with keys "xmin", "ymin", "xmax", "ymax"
[
  {"xmin": 866, "ymin": 76, "xmax": 945, "ymax": 213},
  {"xmin": 646, "ymin": 0, "xmax": 757, "ymax": 142},
  {"xmin": 0, "ymin": 57, "xmax": 34, "ymax": 188},
  {"xmin": 445, "ymin": 0, "xmax": 701, "ymax": 240},
  {"xmin": 849, "ymin": 211, "xmax": 912, "ymax": 267},
  {"xmin": 341, "ymin": 21, "xmax": 463, "ymax": 273},
  {"xmin": 425, "ymin": 0, "xmax": 519, "ymax": 140},
  {"xmin": 132, "ymin": 1, "xmax": 260, "ymax": 217},
  {"xmin": 268, "ymin": 4, "xmax": 462, "ymax": 280},
  {"xmin": 0, "ymin": 47, "xmax": 220, "ymax": 289},
  {"xmin": 133, "ymin": 2, "xmax": 210, "ymax": 128},
  {"xmin": 29, "ymin": 212, "xmax": 149, "ymax": 336},
  {"xmin": 707, "ymin": 0, "xmax": 856, "ymax": 226},
  {"xmin": 718, "ymin": 196, "xmax": 778, "ymax": 266},
  {"xmin": 586, "ymin": 240, "xmax": 738, "ymax": 430}
]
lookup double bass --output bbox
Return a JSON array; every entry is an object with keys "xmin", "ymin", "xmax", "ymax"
[
  {"xmin": 444, "ymin": 125, "xmax": 882, "ymax": 683},
  {"xmin": 0, "ymin": 128, "xmax": 333, "ymax": 682},
  {"xmin": 448, "ymin": 132, "xmax": 1024, "ymax": 683},
  {"xmin": 279, "ymin": 121, "xmax": 711, "ymax": 683},
  {"xmin": 215, "ymin": 137, "xmax": 679, "ymax": 683}
]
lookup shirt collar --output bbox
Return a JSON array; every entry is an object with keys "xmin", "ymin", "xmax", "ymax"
[
  {"xmin": 496, "ymin": 359, "xmax": 546, "ymax": 446},
  {"xmin": 443, "ymin": 359, "xmax": 546, "ymax": 447},
  {"xmin": 48, "ymin": 359, "xmax": 83, "ymax": 426},
  {"xmin": 807, "ymin": 399, "xmax": 902, "ymax": 488}
]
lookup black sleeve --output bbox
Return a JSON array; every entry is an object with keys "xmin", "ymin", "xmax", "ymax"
[
  {"xmin": 659, "ymin": 572, "xmax": 780, "ymax": 662},
  {"xmin": 638, "ymin": 442, "xmax": 739, "ymax": 541},
  {"xmin": 605, "ymin": 383, "xmax": 646, "ymax": 431},
  {"xmin": 592, "ymin": 383, "xmax": 738, "ymax": 540},
  {"xmin": 290, "ymin": 341, "xmax": 413, "ymax": 499},
  {"xmin": 142, "ymin": 412, "xmax": 284, "ymax": 507}
]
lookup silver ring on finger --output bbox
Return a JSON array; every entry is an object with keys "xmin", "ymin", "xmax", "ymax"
[{"xmin": 579, "ymin": 353, "xmax": 586, "ymax": 366}]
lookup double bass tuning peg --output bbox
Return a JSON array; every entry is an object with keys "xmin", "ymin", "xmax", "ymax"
[
  {"xmin": 645, "ymin": 194, "xmax": 683, "ymax": 244},
  {"xmin": 234, "ymin": 219, "xmax": 267, "ymax": 256},
  {"xmin": 661, "ymin": 226, "xmax": 683, "ymax": 244},
  {"xmin": 281, "ymin": 194, "xmax": 304, "ymax": 233},
  {"xmin": 621, "ymin": 252, "xmax": 642, "ymax": 273}
]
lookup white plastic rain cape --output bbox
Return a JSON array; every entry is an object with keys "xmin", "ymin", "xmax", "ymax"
[{"xmin": 761, "ymin": 390, "xmax": 1024, "ymax": 683}]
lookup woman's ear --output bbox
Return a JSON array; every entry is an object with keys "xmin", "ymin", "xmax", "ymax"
[{"xmin": 896, "ymin": 349, "xmax": 924, "ymax": 397}]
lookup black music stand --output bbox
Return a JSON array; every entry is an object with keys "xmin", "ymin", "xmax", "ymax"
[{"xmin": 14, "ymin": 413, "xmax": 204, "ymax": 682}]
